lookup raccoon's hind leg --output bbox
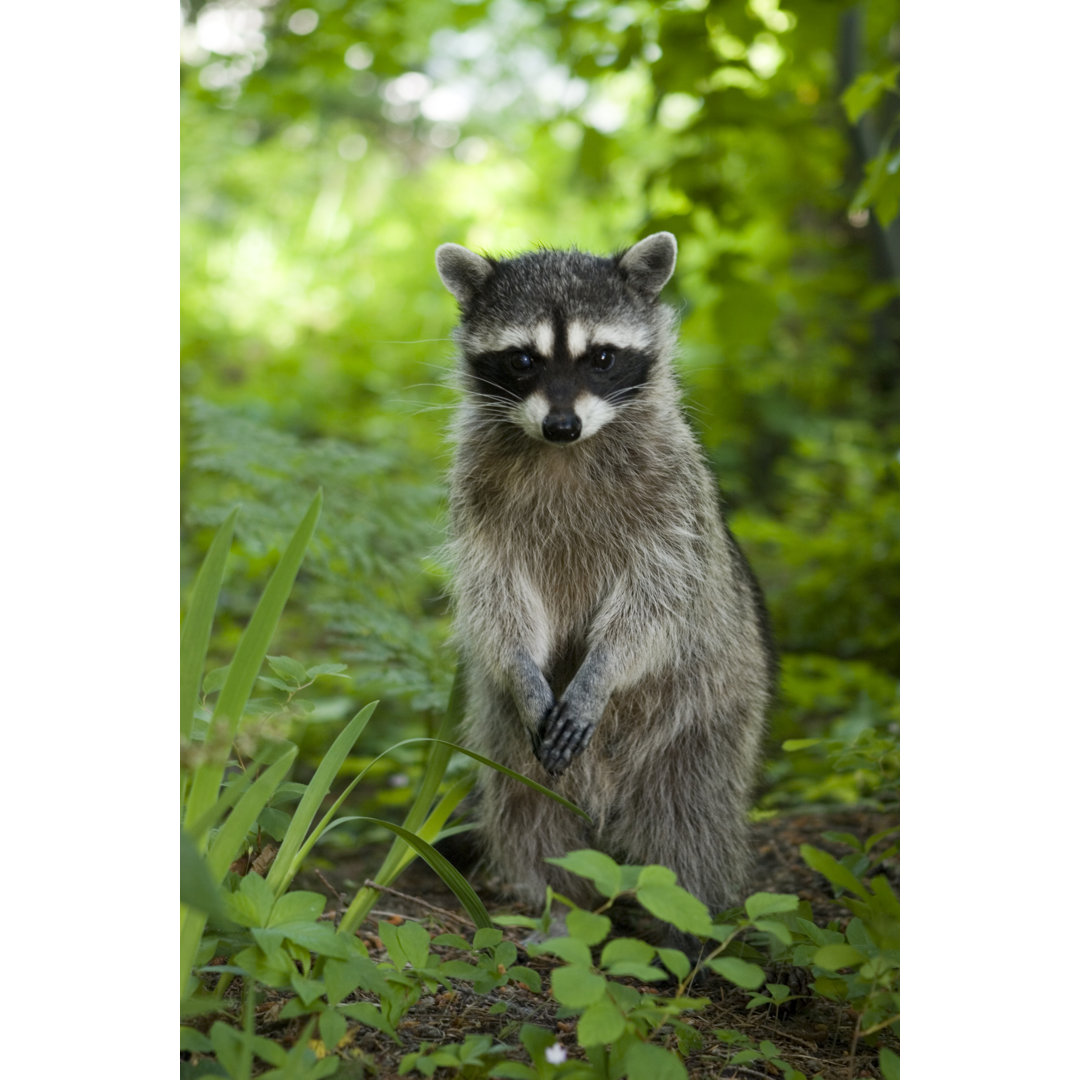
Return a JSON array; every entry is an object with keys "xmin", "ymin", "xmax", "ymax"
[
  {"xmin": 475, "ymin": 768, "xmax": 596, "ymax": 911},
  {"xmin": 604, "ymin": 720, "xmax": 755, "ymax": 917}
]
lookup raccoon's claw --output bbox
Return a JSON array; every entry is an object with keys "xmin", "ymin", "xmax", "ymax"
[{"xmin": 537, "ymin": 701, "xmax": 596, "ymax": 776}]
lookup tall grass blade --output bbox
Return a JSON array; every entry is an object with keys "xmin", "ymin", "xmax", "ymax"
[
  {"xmin": 266, "ymin": 701, "xmax": 378, "ymax": 897},
  {"xmin": 180, "ymin": 508, "xmax": 237, "ymax": 739},
  {"xmin": 344, "ymin": 817, "xmax": 493, "ymax": 931},
  {"xmin": 183, "ymin": 490, "xmax": 322, "ymax": 835},
  {"xmin": 205, "ymin": 744, "xmax": 298, "ymax": 881},
  {"xmin": 336, "ymin": 669, "xmax": 464, "ymax": 935},
  {"xmin": 181, "ymin": 744, "xmax": 298, "ymax": 995},
  {"xmin": 211, "ymin": 489, "xmax": 322, "ymax": 741}
]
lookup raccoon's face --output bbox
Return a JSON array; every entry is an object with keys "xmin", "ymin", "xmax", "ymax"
[{"xmin": 436, "ymin": 234, "xmax": 678, "ymax": 445}]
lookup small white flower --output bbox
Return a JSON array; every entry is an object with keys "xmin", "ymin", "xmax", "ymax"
[{"xmin": 544, "ymin": 1042, "xmax": 568, "ymax": 1065}]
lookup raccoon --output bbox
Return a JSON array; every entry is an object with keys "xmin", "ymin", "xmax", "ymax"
[{"xmin": 435, "ymin": 233, "xmax": 774, "ymax": 920}]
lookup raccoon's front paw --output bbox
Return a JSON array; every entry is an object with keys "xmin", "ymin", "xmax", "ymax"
[{"xmin": 537, "ymin": 701, "xmax": 596, "ymax": 776}]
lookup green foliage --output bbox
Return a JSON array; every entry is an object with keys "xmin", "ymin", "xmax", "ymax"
[{"xmin": 181, "ymin": 0, "xmax": 899, "ymax": 1073}]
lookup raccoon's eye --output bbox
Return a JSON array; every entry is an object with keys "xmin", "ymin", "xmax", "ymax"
[
  {"xmin": 507, "ymin": 350, "xmax": 535, "ymax": 374},
  {"xmin": 590, "ymin": 346, "xmax": 617, "ymax": 372}
]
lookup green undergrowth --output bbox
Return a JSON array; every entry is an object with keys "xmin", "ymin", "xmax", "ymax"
[{"xmin": 181, "ymin": 500, "xmax": 898, "ymax": 1080}]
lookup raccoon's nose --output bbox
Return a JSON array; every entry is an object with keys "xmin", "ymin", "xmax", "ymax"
[{"xmin": 542, "ymin": 409, "xmax": 582, "ymax": 443}]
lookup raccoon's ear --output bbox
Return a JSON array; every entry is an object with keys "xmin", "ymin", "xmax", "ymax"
[
  {"xmin": 618, "ymin": 232, "xmax": 677, "ymax": 298},
  {"xmin": 436, "ymin": 243, "xmax": 494, "ymax": 308}
]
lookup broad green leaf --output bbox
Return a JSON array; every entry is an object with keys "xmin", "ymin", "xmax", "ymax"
[
  {"xmin": 266, "ymin": 654, "xmax": 309, "ymax": 685},
  {"xmin": 813, "ymin": 943, "xmax": 867, "ymax": 971},
  {"xmin": 566, "ymin": 908, "xmax": 611, "ymax": 946},
  {"xmin": 210, "ymin": 1020, "xmax": 251, "ymax": 1080},
  {"xmin": 622, "ymin": 1041, "xmax": 689, "ymax": 1080},
  {"xmin": 605, "ymin": 961, "xmax": 667, "ymax": 982},
  {"xmin": 251, "ymin": 927, "xmax": 284, "ymax": 956},
  {"xmin": 708, "ymin": 956, "xmax": 766, "ymax": 989},
  {"xmin": 577, "ymin": 994, "xmax": 625, "ymax": 1046},
  {"xmin": 799, "ymin": 844, "xmax": 870, "ymax": 901},
  {"xmin": 319, "ymin": 1008, "xmax": 347, "ymax": 1053},
  {"xmin": 380, "ymin": 919, "xmax": 431, "ymax": 971},
  {"xmin": 551, "ymin": 965, "xmax": 608, "ymax": 1007},
  {"xmin": 657, "ymin": 947, "xmax": 691, "ymax": 980},
  {"xmin": 179, "ymin": 1026, "xmax": 214, "ymax": 1054},
  {"xmin": 473, "ymin": 927, "xmax": 503, "ymax": 951},
  {"xmin": 273, "ymin": 920, "xmax": 353, "ymax": 960},
  {"xmin": 180, "ymin": 508, "xmax": 237, "ymax": 739},
  {"xmin": 528, "ymin": 935, "xmax": 592, "ymax": 966},
  {"xmin": 339, "ymin": 1001, "xmax": 398, "ymax": 1041},
  {"xmin": 289, "ymin": 971, "xmax": 325, "ymax": 1006},
  {"xmin": 841, "ymin": 64, "xmax": 900, "ymax": 124},
  {"xmin": 752, "ymin": 919, "xmax": 793, "ymax": 945},
  {"xmin": 744, "ymin": 892, "xmax": 800, "ymax": 920},
  {"xmin": 269, "ymin": 890, "xmax": 326, "ymax": 926},
  {"xmin": 226, "ymin": 871, "xmax": 276, "ymax": 928},
  {"xmin": 546, "ymin": 850, "xmax": 622, "ymax": 897},
  {"xmin": 879, "ymin": 1047, "xmax": 900, "ymax": 1080},
  {"xmin": 180, "ymin": 829, "xmax": 227, "ymax": 920},
  {"xmin": 323, "ymin": 955, "xmax": 389, "ymax": 1005},
  {"xmin": 518, "ymin": 1023, "xmax": 556, "ymax": 1063},
  {"xmin": 600, "ymin": 938, "xmax": 655, "ymax": 968},
  {"xmin": 637, "ymin": 882, "xmax": 712, "ymax": 936},
  {"xmin": 507, "ymin": 965, "xmax": 542, "ymax": 992}
]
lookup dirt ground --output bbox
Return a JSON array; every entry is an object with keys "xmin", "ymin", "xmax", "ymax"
[{"xmin": 191, "ymin": 807, "xmax": 899, "ymax": 1079}]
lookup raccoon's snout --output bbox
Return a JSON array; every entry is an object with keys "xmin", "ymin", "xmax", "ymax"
[{"xmin": 542, "ymin": 409, "xmax": 582, "ymax": 443}]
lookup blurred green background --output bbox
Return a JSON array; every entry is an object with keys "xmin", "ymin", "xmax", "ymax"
[{"xmin": 180, "ymin": 0, "xmax": 899, "ymax": 818}]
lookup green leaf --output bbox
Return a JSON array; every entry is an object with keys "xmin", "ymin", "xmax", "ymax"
[
  {"xmin": 180, "ymin": 1026, "xmax": 214, "ymax": 1054},
  {"xmin": 546, "ymin": 850, "xmax": 622, "ymax": 897},
  {"xmin": 184, "ymin": 491, "xmax": 322, "ymax": 844},
  {"xmin": 180, "ymin": 829, "xmax": 228, "ymax": 920},
  {"xmin": 527, "ymin": 936, "xmax": 592, "ymax": 967},
  {"xmin": 566, "ymin": 908, "xmax": 611, "ymax": 946},
  {"xmin": 380, "ymin": 919, "xmax": 431, "ymax": 971},
  {"xmin": 752, "ymin": 919, "xmax": 793, "ymax": 945},
  {"xmin": 518, "ymin": 1023, "xmax": 556, "ymax": 1063},
  {"xmin": 180, "ymin": 508, "xmax": 237, "ymax": 739},
  {"xmin": 273, "ymin": 920, "xmax": 354, "ymax": 960},
  {"xmin": 205, "ymin": 745, "xmax": 297, "ymax": 884},
  {"xmin": 551, "ymin": 965, "xmax": 608, "ymax": 1007},
  {"xmin": 600, "ymin": 938, "xmax": 655, "ymax": 968},
  {"xmin": 211, "ymin": 491, "xmax": 322, "ymax": 739},
  {"xmin": 343, "ymin": 816, "xmax": 492, "ymax": 930},
  {"xmin": 289, "ymin": 971, "xmax": 325, "ymax": 1006},
  {"xmin": 226, "ymin": 871, "xmax": 276, "ymax": 928},
  {"xmin": 637, "ymin": 880, "xmax": 712, "ymax": 937},
  {"xmin": 269, "ymin": 890, "xmax": 326, "ymax": 925},
  {"xmin": 622, "ymin": 1041, "xmax": 689, "ymax": 1080},
  {"xmin": 576, "ymin": 994, "xmax": 625, "ymax": 1046},
  {"xmin": 813, "ymin": 943, "xmax": 867, "ymax": 971},
  {"xmin": 473, "ymin": 927, "xmax": 503, "ymax": 951},
  {"xmin": 879, "ymin": 1047, "xmax": 900, "ymax": 1080},
  {"xmin": 319, "ymin": 1008, "xmax": 347, "ymax": 1052},
  {"xmin": 339, "ymin": 1001, "xmax": 398, "ymax": 1042},
  {"xmin": 507, "ymin": 965, "xmax": 542, "ymax": 992},
  {"xmin": 744, "ymin": 892, "xmax": 800, "ymax": 920},
  {"xmin": 266, "ymin": 654, "xmax": 310, "ymax": 685},
  {"xmin": 323, "ymin": 955, "xmax": 389, "ymax": 1005},
  {"xmin": 708, "ymin": 956, "xmax": 766, "ymax": 989},
  {"xmin": 657, "ymin": 947, "xmax": 691, "ymax": 980},
  {"xmin": 841, "ymin": 64, "xmax": 900, "ymax": 124},
  {"xmin": 210, "ymin": 1020, "xmax": 251, "ymax": 1080},
  {"xmin": 799, "ymin": 844, "xmax": 870, "ymax": 901}
]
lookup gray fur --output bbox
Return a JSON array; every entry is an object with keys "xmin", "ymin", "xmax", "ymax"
[{"xmin": 437, "ymin": 233, "xmax": 774, "ymax": 916}]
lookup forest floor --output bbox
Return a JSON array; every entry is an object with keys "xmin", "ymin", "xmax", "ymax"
[{"xmin": 201, "ymin": 807, "xmax": 899, "ymax": 1080}]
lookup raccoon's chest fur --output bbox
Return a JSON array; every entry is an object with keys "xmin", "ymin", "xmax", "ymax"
[{"xmin": 453, "ymin": 412, "xmax": 713, "ymax": 686}]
